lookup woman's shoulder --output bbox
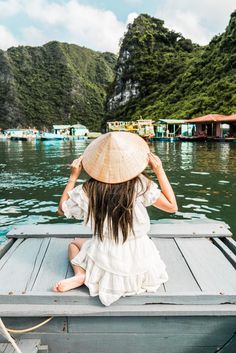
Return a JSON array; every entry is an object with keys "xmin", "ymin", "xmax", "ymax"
[
  {"xmin": 68, "ymin": 182, "xmax": 88, "ymax": 202},
  {"xmin": 136, "ymin": 174, "xmax": 152, "ymax": 194}
]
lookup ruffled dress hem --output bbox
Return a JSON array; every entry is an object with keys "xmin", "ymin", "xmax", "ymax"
[{"xmin": 71, "ymin": 240, "xmax": 169, "ymax": 307}]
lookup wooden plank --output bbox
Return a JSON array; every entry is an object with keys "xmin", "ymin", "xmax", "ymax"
[
  {"xmin": 223, "ymin": 237, "xmax": 236, "ymax": 255},
  {"xmin": 150, "ymin": 222, "xmax": 231, "ymax": 237},
  {"xmin": 7, "ymin": 224, "xmax": 92, "ymax": 238},
  {"xmin": 68, "ymin": 316, "xmax": 236, "ymax": 334},
  {"xmin": 6, "ymin": 220, "xmax": 232, "ymax": 238},
  {"xmin": 1, "ymin": 344, "xmax": 14, "ymax": 353},
  {"xmin": 3, "ymin": 317, "xmax": 67, "ymax": 334},
  {"xmin": 0, "ymin": 343, "xmax": 8, "ymax": 352},
  {"xmin": 0, "ymin": 291, "xmax": 235, "ymax": 306},
  {"xmin": 0, "ymin": 304, "xmax": 236, "ymax": 316},
  {"xmin": 153, "ymin": 238, "xmax": 200, "ymax": 292},
  {"xmin": 175, "ymin": 238, "xmax": 236, "ymax": 292},
  {"xmin": 0, "ymin": 239, "xmax": 14, "ymax": 260},
  {"xmin": 16, "ymin": 339, "xmax": 40, "ymax": 353},
  {"xmin": 26, "ymin": 238, "xmax": 51, "ymax": 291},
  {"xmin": 0, "ymin": 239, "xmax": 24, "ymax": 271},
  {"xmin": 5, "ymin": 332, "xmax": 230, "ymax": 353},
  {"xmin": 212, "ymin": 238, "xmax": 236, "ymax": 269},
  {"xmin": 0, "ymin": 339, "xmax": 41, "ymax": 353},
  {"xmin": 31, "ymin": 238, "xmax": 72, "ymax": 292},
  {"xmin": 217, "ymin": 334, "xmax": 236, "ymax": 353},
  {"xmin": 0, "ymin": 239, "xmax": 45, "ymax": 294}
]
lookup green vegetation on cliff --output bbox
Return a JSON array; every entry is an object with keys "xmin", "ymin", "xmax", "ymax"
[
  {"xmin": 0, "ymin": 41, "xmax": 116, "ymax": 130},
  {"xmin": 107, "ymin": 12, "xmax": 236, "ymax": 121}
]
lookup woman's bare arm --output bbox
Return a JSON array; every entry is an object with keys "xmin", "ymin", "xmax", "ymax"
[
  {"xmin": 148, "ymin": 153, "xmax": 178, "ymax": 213},
  {"xmin": 57, "ymin": 156, "xmax": 83, "ymax": 215}
]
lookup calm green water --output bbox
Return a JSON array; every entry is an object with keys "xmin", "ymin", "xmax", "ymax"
[{"xmin": 0, "ymin": 140, "xmax": 236, "ymax": 241}]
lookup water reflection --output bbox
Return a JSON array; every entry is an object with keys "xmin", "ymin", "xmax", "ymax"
[
  {"xmin": 179, "ymin": 142, "xmax": 194, "ymax": 170},
  {"xmin": 0, "ymin": 140, "xmax": 236, "ymax": 238}
]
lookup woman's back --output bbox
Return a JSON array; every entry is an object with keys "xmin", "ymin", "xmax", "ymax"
[
  {"xmin": 54, "ymin": 132, "xmax": 177, "ymax": 306},
  {"xmin": 62, "ymin": 173, "xmax": 161, "ymax": 241},
  {"xmin": 62, "ymin": 174, "xmax": 168, "ymax": 306}
]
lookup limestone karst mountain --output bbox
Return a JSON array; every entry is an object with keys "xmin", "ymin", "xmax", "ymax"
[
  {"xmin": 106, "ymin": 11, "xmax": 236, "ymax": 122},
  {"xmin": 0, "ymin": 41, "xmax": 116, "ymax": 130}
]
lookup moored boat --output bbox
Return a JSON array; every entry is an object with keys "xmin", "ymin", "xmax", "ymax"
[
  {"xmin": 152, "ymin": 136, "xmax": 179, "ymax": 142},
  {"xmin": 4, "ymin": 128, "xmax": 37, "ymax": 141},
  {"xmin": 0, "ymin": 134, "xmax": 8, "ymax": 140},
  {"xmin": 40, "ymin": 132, "xmax": 66, "ymax": 140},
  {"xmin": 224, "ymin": 137, "xmax": 236, "ymax": 143},
  {"xmin": 87, "ymin": 132, "xmax": 102, "ymax": 140},
  {"xmin": 0, "ymin": 219, "xmax": 235, "ymax": 353},
  {"xmin": 40, "ymin": 132, "xmax": 88, "ymax": 141},
  {"xmin": 179, "ymin": 135, "xmax": 207, "ymax": 142}
]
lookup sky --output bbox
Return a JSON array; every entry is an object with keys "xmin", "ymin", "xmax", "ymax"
[{"xmin": 0, "ymin": 0, "xmax": 235, "ymax": 53}]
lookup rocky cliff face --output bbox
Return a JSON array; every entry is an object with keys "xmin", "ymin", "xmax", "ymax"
[
  {"xmin": 106, "ymin": 12, "xmax": 236, "ymax": 121},
  {"xmin": 0, "ymin": 41, "xmax": 116, "ymax": 130}
]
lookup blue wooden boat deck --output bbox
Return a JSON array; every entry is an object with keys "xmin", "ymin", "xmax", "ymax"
[{"xmin": 0, "ymin": 220, "xmax": 236, "ymax": 353}]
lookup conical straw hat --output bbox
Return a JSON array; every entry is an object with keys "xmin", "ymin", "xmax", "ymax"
[{"xmin": 82, "ymin": 131, "xmax": 150, "ymax": 183}]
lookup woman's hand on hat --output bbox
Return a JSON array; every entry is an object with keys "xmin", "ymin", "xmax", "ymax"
[
  {"xmin": 148, "ymin": 153, "xmax": 163, "ymax": 173},
  {"xmin": 70, "ymin": 155, "xmax": 83, "ymax": 180}
]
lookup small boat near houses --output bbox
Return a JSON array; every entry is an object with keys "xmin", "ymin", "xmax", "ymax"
[
  {"xmin": 40, "ymin": 124, "xmax": 89, "ymax": 141},
  {"xmin": 40, "ymin": 132, "xmax": 65, "ymax": 140},
  {"xmin": 179, "ymin": 134, "xmax": 207, "ymax": 142},
  {"xmin": 0, "ymin": 219, "xmax": 235, "ymax": 353},
  {"xmin": 4, "ymin": 129, "xmax": 37, "ymax": 141}
]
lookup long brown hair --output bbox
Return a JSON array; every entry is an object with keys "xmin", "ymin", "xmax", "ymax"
[{"xmin": 82, "ymin": 174, "xmax": 149, "ymax": 243}]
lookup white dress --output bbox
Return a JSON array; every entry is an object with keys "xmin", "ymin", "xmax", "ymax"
[{"xmin": 62, "ymin": 174, "xmax": 168, "ymax": 306}]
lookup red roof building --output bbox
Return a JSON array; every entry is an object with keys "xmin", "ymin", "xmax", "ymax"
[
  {"xmin": 185, "ymin": 114, "xmax": 236, "ymax": 138},
  {"xmin": 186, "ymin": 114, "xmax": 236, "ymax": 123}
]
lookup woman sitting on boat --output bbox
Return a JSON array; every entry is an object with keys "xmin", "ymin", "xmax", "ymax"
[{"xmin": 53, "ymin": 132, "xmax": 177, "ymax": 306}]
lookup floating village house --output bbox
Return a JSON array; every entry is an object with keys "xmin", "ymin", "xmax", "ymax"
[
  {"xmin": 53, "ymin": 123, "xmax": 89, "ymax": 137},
  {"xmin": 154, "ymin": 119, "xmax": 194, "ymax": 139},
  {"xmin": 187, "ymin": 114, "xmax": 236, "ymax": 139},
  {"xmin": 154, "ymin": 114, "xmax": 236, "ymax": 141},
  {"xmin": 107, "ymin": 120, "xmax": 155, "ymax": 137}
]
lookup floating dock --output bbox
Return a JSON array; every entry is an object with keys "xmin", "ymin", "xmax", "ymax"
[{"xmin": 0, "ymin": 219, "xmax": 235, "ymax": 353}]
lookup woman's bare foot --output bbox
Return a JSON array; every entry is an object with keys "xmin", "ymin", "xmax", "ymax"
[{"xmin": 53, "ymin": 273, "xmax": 85, "ymax": 292}]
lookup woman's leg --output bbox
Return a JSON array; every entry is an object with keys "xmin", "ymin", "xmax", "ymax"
[
  {"xmin": 53, "ymin": 238, "xmax": 89, "ymax": 292},
  {"xmin": 68, "ymin": 238, "xmax": 88, "ymax": 275}
]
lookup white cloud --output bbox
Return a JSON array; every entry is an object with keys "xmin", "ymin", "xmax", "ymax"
[
  {"xmin": 20, "ymin": 26, "xmax": 48, "ymax": 46},
  {"xmin": 156, "ymin": 0, "xmax": 236, "ymax": 44},
  {"xmin": 23, "ymin": 0, "xmax": 128, "ymax": 52},
  {"xmin": 0, "ymin": 0, "xmax": 132, "ymax": 52},
  {"xmin": 0, "ymin": 25, "xmax": 18, "ymax": 49},
  {"xmin": 160, "ymin": 10, "xmax": 210, "ymax": 45},
  {"xmin": 64, "ymin": 1, "xmax": 125, "ymax": 52},
  {"xmin": 0, "ymin": 0, "xmax": 235, "ymax": 51},
  {"xmin": 0, "ymin": 0, "xmax": 22, "ymax": 17},
  {"xmin": 126, "ymin": 12, "xmax": 139, "ymax": 26},
  {"xmin": 25, "ymin": 0, "xmax": 66, "ymax": 26}
]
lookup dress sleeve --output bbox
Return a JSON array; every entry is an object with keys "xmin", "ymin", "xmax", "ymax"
[
  {"xmin": 141, "ymin": 179, "xmax": 161, "ymax": 207},
  {"xmin": 61, "ymin": 184, "xmax": 88, "ymax": 220}
]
